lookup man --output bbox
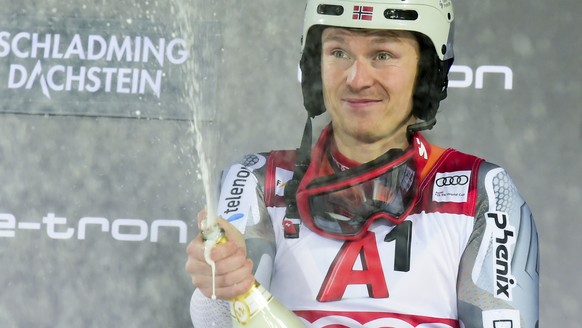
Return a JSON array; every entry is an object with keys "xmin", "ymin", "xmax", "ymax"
[{"xmin": 186, "ymin": 0, "xmax": 540, "ymax": 327}]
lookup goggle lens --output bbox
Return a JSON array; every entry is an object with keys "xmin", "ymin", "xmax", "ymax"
[{"xmin": 305, "ymin": 157, "xmax": 416, "ymax": 238}]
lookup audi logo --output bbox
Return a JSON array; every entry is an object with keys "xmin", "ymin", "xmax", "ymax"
[{"xmin": 435, "ymin": 175, "xmax": 469, "ymax": 187}]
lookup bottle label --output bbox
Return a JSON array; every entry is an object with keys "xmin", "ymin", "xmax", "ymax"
[{"xmin": 230, "ymin": 284, "xmax": 273, "ymax": 325}]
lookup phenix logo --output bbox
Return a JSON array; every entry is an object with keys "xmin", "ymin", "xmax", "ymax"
[{"xmin": 487, "ymin": 212, "xmax": 517, "ymax": 301}]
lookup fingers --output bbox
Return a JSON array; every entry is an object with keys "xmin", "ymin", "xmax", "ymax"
[
  {"xmin": 185, "ymin": 232, "xmax": 254, "ymax": 299},
  {"xmin": 216, "ymin": 217, "xmax": 246, "ymax": 251},
  {"xmin": 213, "ymin": 274, "xmax": 256, "ymax": 300},
  {"xmin": 185, "ymin": 234, "xmax": 204, "ymax": 260},
  {"xmin": 186, "ymin": 238, "xmax": 240, "ymax": 271},
  {"xmin": 188, "ymin": 210, "xmax": 255, "ymax": 299},
  {"xmin": 192, "ymin": 258, "xmax": 255, "ymax": 299}
]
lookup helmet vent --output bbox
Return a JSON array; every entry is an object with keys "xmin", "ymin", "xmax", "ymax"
[
  {"xmin": 317, "ymin": 4, "xmax": 344, "ymax": 16},
  {"xmin": 384, "ymin": 9, "xmax": 418, "ymax": 20}
]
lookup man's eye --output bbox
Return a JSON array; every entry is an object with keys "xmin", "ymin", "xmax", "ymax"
[
  {"xmin": 331, "ymin": 50, "xmax": 348, "ymax": 59},
  {"xmin": 377, "ymin": 52, "xmax": 391, "ymax": 60}
]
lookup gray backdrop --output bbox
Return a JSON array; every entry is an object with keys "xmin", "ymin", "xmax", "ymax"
[{"xmin": 0, "ymin": 0, "xmax": 579, "ymax": 327}]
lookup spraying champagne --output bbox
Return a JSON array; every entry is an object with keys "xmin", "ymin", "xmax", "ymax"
[{"xmin": 201, "ymin": 220, "xmax": 305, "ymax": 327}]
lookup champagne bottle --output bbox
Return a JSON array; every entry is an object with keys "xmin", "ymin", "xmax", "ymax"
[
  {"xmin": 230, "ymin": 281, "xmax": 305, "ymax": 327},
  {"xmin": 202, "ymin": 223, "xmax": 305, "ymax": 327}
]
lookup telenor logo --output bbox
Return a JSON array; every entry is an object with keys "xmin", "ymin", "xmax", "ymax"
[{"xmin": 223, "ymin": 167, "xmax": 251, "ymax": 215}]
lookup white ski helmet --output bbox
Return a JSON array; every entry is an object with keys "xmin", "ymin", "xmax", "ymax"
[{"xmin": 299, "ymin": 0, "xmax": 455, "ymax": 132}]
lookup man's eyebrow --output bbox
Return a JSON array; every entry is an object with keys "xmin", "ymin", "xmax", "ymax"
[
  {"xmin": 322, "ymin": 33, "xmax": 345, "ymax": 43},
  {"xmin": 322, "ymin": 30, "xmax": 404, "ymax": 44},
  {"xmin": 369, "ymin": 34, "xmax": 403, "ymax": 44}
]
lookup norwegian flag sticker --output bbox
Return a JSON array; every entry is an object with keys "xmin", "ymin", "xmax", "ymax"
[{"xmin": 353, "ymin": 5, "xmax": 373, "ymax": 21}]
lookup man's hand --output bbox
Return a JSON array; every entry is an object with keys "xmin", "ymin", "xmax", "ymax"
[{"xmin": 185, "ymin": 212, "xmax": 255, "ymax": 299}]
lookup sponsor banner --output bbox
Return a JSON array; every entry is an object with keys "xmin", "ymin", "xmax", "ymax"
[
  {"xmin": 0, "ymin": 212, "xmax": 188, "ymax": 243},
  {"xmin": 0, "ymin": 15, "xmax": 221, "ymax": 120}
]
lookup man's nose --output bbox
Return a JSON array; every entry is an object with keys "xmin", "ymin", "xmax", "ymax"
[{"xmin": 346, "ymin": 59, "xmax": 374, "ymax": 91}]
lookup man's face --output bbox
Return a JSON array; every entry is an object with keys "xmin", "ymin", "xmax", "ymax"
[{"xmin": 321, "ymin": 27, "xmax": 420, "ymax": 146}]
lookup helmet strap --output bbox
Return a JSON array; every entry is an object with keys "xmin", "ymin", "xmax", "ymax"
[{"xmin": 406, "ymin": 117, "xmax": 436, "ymax": 139}]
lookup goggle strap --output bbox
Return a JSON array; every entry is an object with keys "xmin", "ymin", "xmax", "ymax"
[{"xmin": 284, "ymin": 115, "xmax": 313, "ymax": 219}]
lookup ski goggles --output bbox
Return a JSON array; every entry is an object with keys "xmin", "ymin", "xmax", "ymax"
[{"xmin": 296, "ymin": 148, "xmax": 418, "ymax": 240}]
